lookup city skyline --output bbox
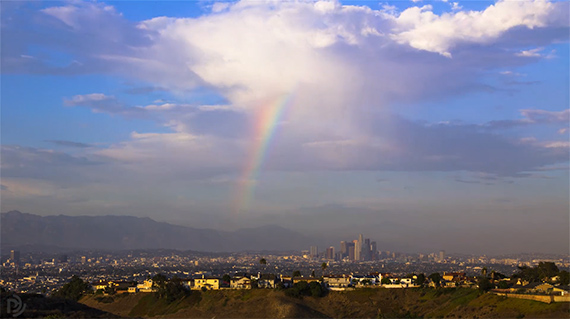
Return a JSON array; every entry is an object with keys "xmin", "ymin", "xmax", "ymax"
[{"xmin": 1, "ymin": 0, "xmax": 569, "ymax": 255}]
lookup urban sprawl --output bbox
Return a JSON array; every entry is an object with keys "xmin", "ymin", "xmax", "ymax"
[{"xmin": 2, "ymin": 234, "xmax": 569, "ymax": 302}]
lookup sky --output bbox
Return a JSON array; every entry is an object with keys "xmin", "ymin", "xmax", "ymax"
[{"xmin": 1, "ymin": 0, "xmax": 569, "ymax": 255}]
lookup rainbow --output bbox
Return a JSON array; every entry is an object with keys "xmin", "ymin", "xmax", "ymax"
[{"xmin": 233, "ymin": 92, "xmax": 296, "ymax": 215}]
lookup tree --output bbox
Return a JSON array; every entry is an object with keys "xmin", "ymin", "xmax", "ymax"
[
  {"xmin": 163, "ymin": 276, "xmax": 188, "ymax": 302},
  {"xmin": 537, "ymin": 262, "xmax": 559, "ymax": 280},
  {"xmin": 415, "ymin": 273, "xmax": 426, "ymax": 286},
  {"xmin": 498, "ymin": 281, "xmax": 509, "ymax": 289},
  {"xmin": 259, "ymin": 258, "xmax": 267, "ymax": 265},
  {"xmin": 477, "ymin": 276, "xmax": 494, "ymax": 292},
  {"xmin": 515, "ymin": 262, "xmax": 560, "ymax": 283},
  {"xmin": 381, "ymin": 277, "xmax": 391, "ymax": 285},
  {"xmin": 428, "ymin": 273, "xmax": 441, "ymax": 287},
  {"xmin": 321, "ymin": 262, "xmax": 328, "ymax": 276},
  {"xmin": 152, "ymin": 274, "xmax": 168, "ymax": 297},
  {"xmin": 54, "ymin": 276, "xmax": 91, "ymax": 301},
  {"xmin": 152, "ymin": 274, "xmax": 188, "ymax": 302},
  {"xmin": 481, "ymin": 267, "xmax": 488, "ymax": 277},
  {"xmin": 311, "ymin": 270, "xmax": 316, "ymax": 278},
  {"xmin": 309, "ymin": 281, "xmax": 325, "ymax": 297},
  {"xmin": 559, "ymin": 270, "xmax": 569, "ymax": 285},
  {"xmin": 222, "ymin": 274, "xmax": 232, "ymax": 285},
  {"xmin": 292, "ymin": 270, "xmax": 302, "ymax": 278}
]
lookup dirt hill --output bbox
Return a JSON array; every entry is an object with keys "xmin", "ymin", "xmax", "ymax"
[{"xmin": 80, "ymin": 288, "xmax": 570, "ymax": 318}]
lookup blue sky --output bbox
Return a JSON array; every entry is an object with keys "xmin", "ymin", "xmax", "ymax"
[{"xmin": 1, "ymin": 0, "xmax": 569, "ymax": 254}]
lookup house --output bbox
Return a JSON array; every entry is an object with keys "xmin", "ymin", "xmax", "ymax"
[
  {"xmin": 258, "ymin": 274, "xmax": 278, "ymax": 289},
  {"xmin": 137, "ymin": 279, "xmax": 155, "ymax": 292},
  {"xmin": 194, "ymin": 277, "xmax": 220, "ymax": 290},
  {"xmin": 443, "ymin": 272, "xmax": 467, "ymax": 283},
  {"xmin": 182, "ymin": 279, "xmax": 194, "ymax": 290},
  {"xmin": 231, "ymin": 277, "xmax": 252, "ymax": 289},
  {"xmin": 128, "ymin": 287, "xmax": 138, "ymax": 293},
  {"xmin": 280, "ymin": 275, "xmax": 293, "ymax": 288},
  {"xmin": 400, "ymin": 278, "xmax": 413, "ymax": 285},
  {"xmin": 555, "ymin": 285, "xmax": 570, "ymax": 295},
  {"xmin": 292, "ymin": 277, "xmax": 320, "ymax": 284},
  {"xmin": 109, "ymin": 281, "xmax": 135, "ymax": 293},
  {"xmin": 323, "ymin": 275, "xmax": 351, "ymax": 288},
  {"xmin": 92, "ymin": 281, "xmax": 110, "ymax": 291}
]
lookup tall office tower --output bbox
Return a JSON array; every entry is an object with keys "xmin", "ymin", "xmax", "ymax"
[
  {"xmin": 310, "ymin": 246, "xmax": 319, "ymax": 258},
  {"xmin": 371, "ymin": 241, "xmax": 377, "ymax": 260},
  {"xmin": 354, "ymin": 238, "xmax": 361, "ymax": 261},
  {"xmin": 364, "ymin": 238, "xmax": 371, "ymax": 261},
  {"xmin": 439, "ymin": 250, "xmax": 445, "ymax": 261},
  {"xmin": 348, "ymin": 245, "xmax": 355, "ymax": 261},
  {"xmin": 10, "ymin": 250, "xmax": 20, "ymax": 264},
  {"xmin": 340, "ymin": 241, "xmax": 348, "ymax": 257},
  {"xmin": 326, "ymin": 246, "xmax": 335, "ymax": 260},
  {"xmin": 358, "ymin": 234, "xmax": 364, "ymax": 261},
  {"xmin": 335, "ymin": 251, "xmax": 343, "ymax": 261},
  {"xmin": 345, "ymin": 242, "xmax": 355, "ymax": 260}
]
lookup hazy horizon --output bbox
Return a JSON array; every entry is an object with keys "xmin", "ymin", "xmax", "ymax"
[{"xmin": 1, "ymin": 1, "xmax": 569, "ymax": 255}]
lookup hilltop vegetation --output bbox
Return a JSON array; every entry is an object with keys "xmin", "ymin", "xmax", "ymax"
[{"xmin": 80, "ymin": 288, "xmax": 570, "ymax": 318}]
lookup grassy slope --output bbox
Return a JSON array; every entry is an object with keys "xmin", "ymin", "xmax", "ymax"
[{"xmin": 80, "ymin": 288, "xmax": 570, "ymax": 318}]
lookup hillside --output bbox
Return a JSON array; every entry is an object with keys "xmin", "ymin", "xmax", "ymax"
[
  {"xmin": 0, "ymin": 210, "xmax": 314, "ymax": 252},
  {"xmin": 80, "ymin": 288, "xmax": 570, "ymax": 318},
  {"xmin": 0, "ymin": 292, "xmax": 118, "ymax": 318}
]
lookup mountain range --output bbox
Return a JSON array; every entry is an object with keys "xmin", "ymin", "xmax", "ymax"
[{"xmin": 0, "ymin": 211, "xmax": 316, "ymax": 252}]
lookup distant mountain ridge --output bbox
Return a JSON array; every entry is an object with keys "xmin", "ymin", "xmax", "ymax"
[{"xmin": 1, "ymin": 210, "xmax": 314, "ymax": 252}]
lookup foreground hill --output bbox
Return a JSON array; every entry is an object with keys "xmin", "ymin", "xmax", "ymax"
[
  {"xmin": 80, "ymin": 288, "xmax": 570, "ymax": 318},
  {"xmin": 0, "ymin": 292, "xmax": 118, "ymax": 318},
  {"xmin": 1, "ymin": 210, "xmax": 314, "ymax": 251}
]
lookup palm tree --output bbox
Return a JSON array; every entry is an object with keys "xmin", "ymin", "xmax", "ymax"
[{"xmin": 321, "ymin": 262, "xmax": 328, "ymax": 276}]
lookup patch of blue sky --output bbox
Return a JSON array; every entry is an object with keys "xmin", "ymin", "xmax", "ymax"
[
  {"xmin": 1, "ymin": 74, "xmax": 168, "ymax": 149},
  {"xmin": 395, "ymin": 44, "xmax": 568, "ymax": 127},
  {"xmin": 110, "ymin": 1, "xmax": 211, "ymax": 21}
]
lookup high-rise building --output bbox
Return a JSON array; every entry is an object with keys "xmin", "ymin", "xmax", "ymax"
[
  {"xmin": 326, "ymin": 246, "xmax": 335, "ymax": 260},
  {"xmin": 363, "ymin": 238, "xmax": 371, "ymax": 261},
  {"xmin": 348, "ymin": 245, "xmax": 355, "ymax": 261},
  {"xmin": 10, "ymin": 250, "xmax": 20, "ymax": 265},
  {"xmin": 439, "ymin": 250, "xmax": 445, "ymax": 261},
  {"xmin": 354, "ymin": 238, "xmax": 361, "ymax": 261},
  {"xmin": 310, "ymin": 246, "xmax": 319, "ymax": 258},
  {"xmin": 355, "ymin": 234, "xmax": 364, "ymax": 260},
  {"xmin": 340, "ymin": 241, "xmax": 347, "ymax": 256},
  {"xmin": 370, "ymin": 241, "xmax": 377, "ymax": 260},
  {"xmin": 345, "ymin": 242, "xmax": 355, "ymax": 260}
]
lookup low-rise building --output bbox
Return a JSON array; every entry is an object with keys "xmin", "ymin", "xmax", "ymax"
[
  {"xmin": 194, "ymin": 277, "xmax": 220, "ymax": 290},
  {"xmin": 258, "ymin": 274, "xmax": 278, "ymax": 289},
  {"xmin": 231, "ymin": 277, "xmax": 252, "ymax": 289},
  {"xmin": 323, "ymin": 275, "xmax": 351, "ymax": 288}
]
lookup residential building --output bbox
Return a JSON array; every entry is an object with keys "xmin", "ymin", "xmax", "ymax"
[
  {"xmin": 231, "ymin": 277, "xmax": 252, "ymax": 289},
  {"xmin": 194, "ymin": 277, "xmax": 220, "ymax": 290}
]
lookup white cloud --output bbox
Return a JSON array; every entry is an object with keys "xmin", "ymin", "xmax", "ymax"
[
  {"xmin": 3, "ymin": 0, "xmax": 569, "ymax": 181},
  {"xmin": 516, "ymin": 47, "xmax": 544, "ymax": 57},
  {"xmin": 388, "ymin": 0, "xmax": 565, "ymax": 56}
]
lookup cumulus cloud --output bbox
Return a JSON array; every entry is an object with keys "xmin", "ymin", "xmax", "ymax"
[
  {"xmin": 387, "ymin": 0, "xmax": 567, "ymax": 57},
  {"xmin": 2, "ymin": 0, "xmax": 569, "ymax": 189}
]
